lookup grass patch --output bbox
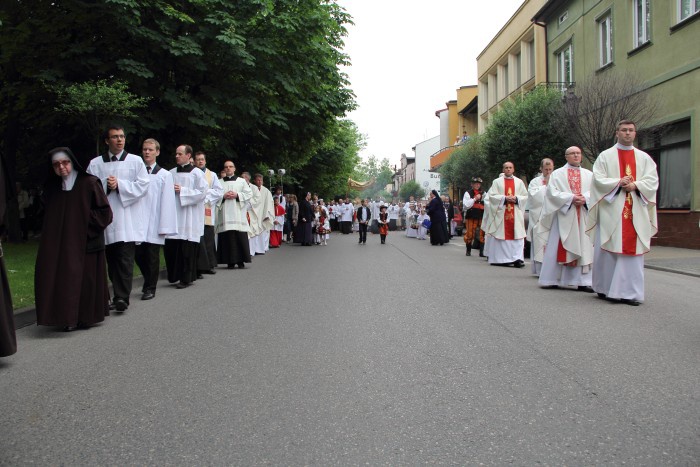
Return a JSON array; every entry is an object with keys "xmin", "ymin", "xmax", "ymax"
[{"xmin": 3, "ymin": 239, "xmax": 165, "ymax": 310}]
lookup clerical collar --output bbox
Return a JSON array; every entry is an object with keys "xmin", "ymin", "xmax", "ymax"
[
  {"xmin": 504, "ymin": 175, "xmax": 514, "ymax": 179},
  {"xmin": 223, "ymin": 175, "xmax": 237, "ymax": 181},
  {"xmin": 177, "ymin": 164, "xmax": 194, "ymax": 172},
  {"xmin": 565, "ymin": 163, "xmax": 580, "ymax": 169},
  {"xmin": 199, "ymin": 167, "xmax": 206, "ymax": 172},
  {"xmin": 616, "ymin": 143, "xmax": 634, "ymax": 150},
  {"xmin": 109, "ymin": 150, "xmax": 124, "ymax": 159}
]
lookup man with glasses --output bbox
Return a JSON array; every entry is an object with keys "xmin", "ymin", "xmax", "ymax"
[{"xmin": 87, "ymin": 125, "xmax": 150, "ymax": 312}]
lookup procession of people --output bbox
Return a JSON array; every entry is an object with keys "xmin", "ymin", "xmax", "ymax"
[{"xmin": 0, "ymin": 119, "xmax": 661, "ymax": 356}]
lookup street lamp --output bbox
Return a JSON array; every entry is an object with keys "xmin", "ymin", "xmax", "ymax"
[
  {"xmin": 278, "ymin": 169, "xmax": 286, "ymax": 194},
  {"xmin": 267, "ymin": 169, "xmax": 275, "ymax": 190}
]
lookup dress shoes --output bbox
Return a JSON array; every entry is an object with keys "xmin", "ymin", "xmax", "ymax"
[
  {"xmin": 197, "ymin": 274, "xmax": 204, "ymax": 279},
  {"xmin": 108, "ymin": 301, "xmax": 116, "ymax": 311},
  {"xmin": 175, "ymin": 281, "xmax": 191, "ymax": 289},
  {"xmin": 63, "ymin": 325, "xmax": 77, "ymax": 332},
  {"xmin": 577, "ymin": 286, "xmax": 595, "ymax": 293},
  {"xmin": 141, "ymin": 291, "xmax": 155, "ymax": 300},
  {"xmin": 621, "ymin": 298, "xmax": 641, "ymax": 306},
  {"xmin": 541, "ymin": 285, "xmax": 559, "ymax": 289},
  {"xmin": 237, "ymin": 263, "xmax": 245, "ymax": 269},
  {"xmin": 202, "ymin": 269, "xmax": 216, "ymax": 275},
  {"xmin": 513, "ymin": 260, "xmax": 525, "ymax": 268},
  {"xmin": 113, "ymin": 298, "xmax": 128, "ymax": 312}
]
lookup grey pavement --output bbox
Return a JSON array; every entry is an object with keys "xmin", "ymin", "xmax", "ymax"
[{"xmin": 1, "ymin": 232, "xmax": 699, "ymax": 465}]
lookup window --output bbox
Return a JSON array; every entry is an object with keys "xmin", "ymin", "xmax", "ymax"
[
  {"xmin": 598, "ymin": 12, "xmax": 613, "ymax": 67},
  {"xmin": 528, "ymin": 41, "xmax": 535, "ymax": 80},
  {"xmin": 559, "ymin": 11, "xmax": 568, "ymax": 24},
  {"xmin": 679, "ymin": 0, "xmax": 700, "ymax": 21},
  {"xmin": 638, "ymin": 120, "xmax": 692, "ymax": 209},
  {"xmin": 556, "ymin": 42, "xmax": 573, "ymax": 87},
  {"xmin": 633, "ymin": 0, "xmax": 650, "ymax": 47}
]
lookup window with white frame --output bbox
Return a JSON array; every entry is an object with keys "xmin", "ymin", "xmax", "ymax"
[
  {"xmin": 679, "ymin": 0, "xmax": 700, "ymax": 21},
  {"xmin": 555, "ymin": 42, "xmax": 573, "ymax": 87},
  {"xmin": 633, "ymin": 0, "xmax": 650, "ymax": 47},
  {"xmin": 598, "ymin": 12, "xmax": 613, "ymax": 67}
]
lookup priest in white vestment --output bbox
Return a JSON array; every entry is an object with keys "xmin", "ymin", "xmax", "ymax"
[
  {"xmin": 484, "ymin": 162, "xmax": 528, "ymax": 267},
  {"xmin": 134, "ymin": 138, "xmax": 178, "ymax": 301},
  {"xmin": 87, "ymin": 126, "xmax": 150, "ymax": 311},
  {"xmin": 216, "ymin": 161, "xmax": 253, "ymax": 268},
  {"xmin": 164, "ymin": 145, "xmax": 208, "ymax": 289},
  {"xmin": 537, "ymin": 147, "xmax": 594, "ymax": 291},
  {"xmin": 586, "ymin": 121, "xmax": 658, "ymax": 305},
  {"xmin": 526, "ymin": 158, "xmax": 554, "ymax": 275},
  {"xmin": 250, "ymin": 173, "xmax": 275, "ymax": 254},
  {"xmin": 194, "ymin": 152, "xmax": 224, "ymax": 276}
]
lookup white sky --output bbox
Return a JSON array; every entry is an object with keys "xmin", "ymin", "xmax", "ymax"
[{"xmin": 337, "ymin": 0, "xmax": 525, "ymax": 168}]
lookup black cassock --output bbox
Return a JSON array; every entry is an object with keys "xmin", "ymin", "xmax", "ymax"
[
  {"xmin": 35, "ymin": 174, "xmax": 113, "ymax": 327},
  {"xmin": 294, "ymin": 199, "xmax": 314, "ymax": 244},
  {"xmin": 427, "ymin": 197, "xmax": 448, "ymax": 246}
]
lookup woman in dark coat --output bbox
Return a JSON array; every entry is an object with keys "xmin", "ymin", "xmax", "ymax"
[
  {"xmin": 35, "ymin": 147, "xmax": 113, "ymax": 331},
  {"xmin": 295, "ymin": 192, "xmax": 314, "ymax": 246},
  {"xmin": 426, "ymin": 190, "xmax": 448, "ymax": 246}
]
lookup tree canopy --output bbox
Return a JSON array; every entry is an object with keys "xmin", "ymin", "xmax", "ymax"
[{"xmin": 0, "ymin": 0, "xmax": 356, "ymax": 180}]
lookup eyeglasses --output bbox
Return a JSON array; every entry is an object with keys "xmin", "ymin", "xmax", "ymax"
[
  {"xmin": 52, "ymin": 160, "xmax": 71, "ymax": 168},
  {"xmin": 109, "ymin": 135, "xmax": 126, "ymax": 140}
]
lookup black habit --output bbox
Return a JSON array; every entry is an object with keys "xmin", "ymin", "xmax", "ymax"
[{"xmin": 426, "ymin": 195, "xmax": 448, "ymax": 246}]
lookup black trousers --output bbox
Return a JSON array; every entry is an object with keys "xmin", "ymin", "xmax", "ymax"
[
  {"xmin": 164, "ymin": 239, "xmax": 199, "ymax": 284},
  {"xmin": 197, "ymin": 225, "xmax": 217, "ymax": 271},
  {"xmin": 135, "ymin": 242, "xmax": 161, "ymax": 293},
  {"xmin": 358, "ymin": 223, "xmax": 368, "ymax": 243},
  {"xmin": 105, "ymin": 241, "xmax": 135, "ymax": 303}
]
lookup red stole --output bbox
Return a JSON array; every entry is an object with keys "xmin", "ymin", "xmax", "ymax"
[
  {"xmin": 503, "ymin": 178, "xmax": 515, "ymax": 240},
  {"xmin": 557, "ymin": 167, "xmax": 581, "ymax": 266},
  {"xmin": 618, "ymin": 149, "xmax": 638, "ymax": 255}
]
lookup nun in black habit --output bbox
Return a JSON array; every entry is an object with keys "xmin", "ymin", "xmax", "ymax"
[
  {"xmin": 295, "ymin": 192, "xmax": 314, "ymax": 246},
  {"xmin": 35, "ymin": 148, "xmax": 113, "ymax": 331},
  {"xmin": 426, "ymin": 189, "xmax": 448, "ymax": 246}
]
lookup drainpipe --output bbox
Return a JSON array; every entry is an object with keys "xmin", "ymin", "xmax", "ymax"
[{"xmin": 533, "ymin": 20, "xmax": 548, "ymax": 83}]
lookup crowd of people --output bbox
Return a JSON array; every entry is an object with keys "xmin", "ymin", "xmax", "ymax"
[{"xmin": 0, "ymin": 119, "xmax": 659, "ymax": 358}]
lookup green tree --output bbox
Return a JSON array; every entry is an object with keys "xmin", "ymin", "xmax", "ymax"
[
  {"xmin": 439, "ymin": 135, "xmax": 494, "ymax": 194},
  {"xmin": 353, "ymin": 155, "xmax": 393, "ymax": 199},
  {"xmin": 398, "ymin": 180, "xmax": 425, "ymax": 201},
  {"xmin": 483, "ymin": 86, "xmax": 566, "ymax": 182},
  {"xmin": 54, "ymin": 80, "xmax": 149, "ymax": 155}
]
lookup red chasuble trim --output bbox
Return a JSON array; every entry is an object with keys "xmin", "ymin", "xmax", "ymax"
[
  {"xmin": 503, "ymin": 178, "xmax": 515, "ymax": 240},
  {"xmin": 557, "ymin": 168, "xmax": 582, "ymax": 266},
  {"xmin": 618, "ymin": 149, "xmax": 638, "ymax": 255}
]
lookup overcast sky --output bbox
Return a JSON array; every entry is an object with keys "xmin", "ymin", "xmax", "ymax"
[{"xmin": 336, "ymin": 0, "xmax": 525, "ymax": 168}]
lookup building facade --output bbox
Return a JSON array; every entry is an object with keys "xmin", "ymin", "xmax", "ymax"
[{"xmin": 534, "ymin": 0, "xmax": 700, "ymax": 248}]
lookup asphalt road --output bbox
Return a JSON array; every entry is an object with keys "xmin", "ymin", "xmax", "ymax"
[{"xmin": 1, "ymin": 232, "xmax": 698, "ymax": 465}]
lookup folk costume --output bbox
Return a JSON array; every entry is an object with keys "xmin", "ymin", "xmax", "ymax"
[
  {"xmin": 484, "ymin": 175, "xmax": 528, "ymax": 266},
  {"xmin": 36, "ymin": 148, "xmax": 113, "ymax": 329},
  {"xmin": 87, "ymin": 148, "xmax": 150, "ymax": 308},
  {"xmin": 164, "ymin": 163, "xmax": 208, "ymax": 287},
  {"xmin": 134, "ymin": 162, "xmax": 178, "ymax": 299},
  {"xmin": 270, "ymin": 203, "xmax": 286, "ymax": 248},
  {"xmin": 462, "ymin": 179, "xmax": 485, "ymax": 256},
  {"xmin": 197, "ymin": 167, "xmax": 224, "ymax": 274},
  {"xmin": 537, "ymin": 164, "xmax": 594, "ymax": 289},
  {"xmin": 586, "ymin": 143, "xmax": 658, "ymax": 303},
  {"xmin": 378, "ymin": 206, "xmax": 389, "ymax": 244},
  {"xmin": 526, "ymin": 174, "xmax": 548, "ymax": 274},
  {"xmin": 216, "ymin": 175, "xmax": 253, "ymax": 268}
]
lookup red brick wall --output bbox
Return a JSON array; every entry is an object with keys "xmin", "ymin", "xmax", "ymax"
[{"xmin": 653, "ymin": 211, "xmax": 700, "ymax": 249}]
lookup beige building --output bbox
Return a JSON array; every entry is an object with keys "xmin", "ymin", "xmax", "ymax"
[{"xmin": 477, "ymin": 0, "xmax": 548, "ymax": 133}]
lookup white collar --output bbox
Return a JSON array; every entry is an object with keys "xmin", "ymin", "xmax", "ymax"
[{"xmin": 615, "ymin": 143, "xmax": 635, "ymax": 150}]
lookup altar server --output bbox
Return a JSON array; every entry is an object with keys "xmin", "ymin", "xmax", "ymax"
[
  {"xmin": 193, "ymin": 152, "xmax": 223, "ymax": 275},
  {"xmin": 216, "ymin": 161, "xmax": 253, "ymax": 268},
  {"xmin": 526, "ymin": 159, "xmax": 554, "ymax": 274}
]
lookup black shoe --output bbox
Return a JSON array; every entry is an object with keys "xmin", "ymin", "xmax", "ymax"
[
  {"xmin": 577, "ymin": 286, "xmax": 594, "ymax": 293},
  {"xmin": 63, "ymin": 325, "xmax": 76, "ymax": 332},
  {"xmin": 227, "ymin": 264, "xmax": 235, "ymax": 269},
  {"xmin": 114, "ymin": 298, "xmax": 128, "ymax": 312},
  {"xmin": 597, "ymin": 293, "xmax": 607, "ymax": 299},
  {"xmin": 621, "ymin": 298, "xmax": 641, "ymax": 306},
  {"xmin": 541, "ymin": 285, "xmax": 559, "ymax": 289},
  {"xmin": 513, "ymin": 260, "xmax": 525, "ymax": 268},
  {"xmin": 202, "ymin": 269, "xmax": 216, "ymax": 275},
  {"xmin": 237, "ymin": 263, "xmax": 245, "ymax": 269},
  {"xmin": 141, "ymin": 291, "xmax": 155, "ymax": 300},
  {"xmin": 197, "ymin": 274, "xmax": 204, "ymax": 279},
  {"xmin": 175, "ymin": 282, "xmax": 191, "ymax": 289},
  {"xmin": 108, "ymin": 301, "xmax": 116, "ymax": 311}
]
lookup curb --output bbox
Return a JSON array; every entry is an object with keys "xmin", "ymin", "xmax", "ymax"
[{"xmin": 644, "ymin": 264, "xmax": 700, "ymax": 279}]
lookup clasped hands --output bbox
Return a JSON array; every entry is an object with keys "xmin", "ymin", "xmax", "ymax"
[
  {"xmin": 620, "ymin": 176, "xmax": 637, "ymax": 193},
  {"xmin": 224, "ymin": 190, "xmax": 237, "ymax": 200},
  {"xmin": 107, "ymin": 176, "xmax": 118, "ymax": 191}
]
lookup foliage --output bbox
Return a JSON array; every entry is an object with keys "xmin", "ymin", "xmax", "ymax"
[
  {"xmin": 353, "ymin": 155, "xmax": 393, "ymax": 199},
  {"xmin": 0, "ymin": 0, "xmax": 356, "ymax": 182},
  {"xmin": 54, "ymin": 80, "xmax": 149, "ymax": 154},
  {"xmin": 398, "ymin": 180, "xmax": 425, "ymax": 201},
  {"xmin": 439, "ymin": 135, "xmax": 495, "ymax": 193},
  {"xmin": 483, "ymin": 86, "xmax": 567, "ymax": 182},
  {"xmin": 557, "ymin": 70, "xmax": 662, "ymax": 163}
]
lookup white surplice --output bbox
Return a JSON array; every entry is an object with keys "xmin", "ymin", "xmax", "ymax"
[
  {"xmin": 87, "ymin": 151, "xmax": 150, "ymax": 244},
  {"xmin": 201, "ymin": 168, "xmax": 224, "ymax": 227},
  {"xmin": 167, "ymin": 166, "xmax": 208, "ymax": 243},
  {"xmin": 142, "ymin": 165, "xmax": 178, "ymax": 245},
  {"xmin": 526, "ymin": 175, "xmax": 547, "ymax": 275},
  {"xmin": 216, "ymin": 177, "xmax": 253, "ymax": 233}
]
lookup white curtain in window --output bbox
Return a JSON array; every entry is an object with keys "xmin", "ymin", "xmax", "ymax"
[{"xmin": 658, "ymin": 144, "xmax": 691, "ymax": 209}]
